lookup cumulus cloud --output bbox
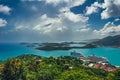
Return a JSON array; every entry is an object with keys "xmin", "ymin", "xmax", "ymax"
[
  {"xmin": 0, "ymin": 18, "xmax": 7, "ymax": 27},
  {"xmin": 22, "ymin": 0, "xmax": 86, "ymax": 7},
  {"xmin": 0, "ymin": 5, "xmax": 11, "ymax": 14},
  {"xmin": 85, "ymin": 2, "xmax": 102, "ymax": 15},
  {"xmin": 33, "ymin": 13, "xmax": 88, "ymax": 33},
  {"xmin": 7, "ymin": 0, "xmax": 96, "ymax": 42},
  {"xmin": 86, "ymin": 6, "xmax": 98, "ymax": 15},
  {"xmin": 60, "ymin": 9, "xmax": 88, "ymax": 23},
  {"xmin": 31, "ymin": 5, "xmax": 89, "ymax": 33},
  {"xmin": 33, "ymin": 14, "xmax": 68, "ymax": 35},
  {"xmin": 44, "ymin": 0, "xmax": 64, "ymax": 5},
  {"xmin": 15, "ymin": 0, "xmax": 90, "ymax": 41},
  {"xmin": 30, "ymin": 12, "xmax": 90, "ymax": 41},
  {"xmin": 94, "ymin": 22, "xmax": 120, "ymax": 37},
  {"xmin": 101, "ymin": 0, "xmax": 120, "ymax": 19},
  {"xmin": 44, "ymin": 0, "xmax": 86, "ymax": 7},
  {"xmin": 85, "ymin": 0, "xmax": 120, "ymax": 19}
]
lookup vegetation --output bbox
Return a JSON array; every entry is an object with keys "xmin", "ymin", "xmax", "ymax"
[
  {"xmin": 21, "ymin": 42, "xmax": 89, "ymax": 51},
  {"xmin": 0, "ymin": 54, "xmax": 119, "ymax": 80}
]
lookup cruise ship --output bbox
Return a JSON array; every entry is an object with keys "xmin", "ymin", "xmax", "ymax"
[
  {"xmin": 87, "ymin": 54, "xmax": 109, "ymax": 63},
  {"xmin": 70, "ymin": 51, "xmax": 84, "ymax": 58}
]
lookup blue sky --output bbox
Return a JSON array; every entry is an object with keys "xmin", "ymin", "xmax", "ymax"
[{"xmin": 0, "ymin": 0, "xmax": 120, "ymax": 42}]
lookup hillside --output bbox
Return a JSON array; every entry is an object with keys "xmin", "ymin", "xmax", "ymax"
[
  {"xmin": 0, "ymin": 54, "xmax": 120, "ymax": 80},
  {"xmin": 90, "ymin": 35, "xmax": 120, "ymax": 48}
]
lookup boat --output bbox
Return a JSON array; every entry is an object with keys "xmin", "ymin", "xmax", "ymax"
[
  {"xmin": 88, "ymin": 54, "xmax": 109, "ymax": 63},
  {"xmin": 70, "ymin": 51, "xmax": 84, "ymax": 58}
]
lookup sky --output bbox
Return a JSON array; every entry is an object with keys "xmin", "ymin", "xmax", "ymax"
[{"xmin": 0, "ymin": 0, "xmax": 120, "ymax": 42}]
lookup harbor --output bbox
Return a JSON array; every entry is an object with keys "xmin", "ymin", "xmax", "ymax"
[{"xmin": 70, "ymin": 51, "xmax": 118, "ymax": 72}]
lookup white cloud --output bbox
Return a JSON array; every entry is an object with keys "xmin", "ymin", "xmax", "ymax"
[
  {"xmin": 86, "ymin": 6, "xmax": 98, "ymax": 15},
  {"xmin": 22, "ymin": 0, "xmax": 86, "ymax": 8},
  {"xmin": 0, "ymin": 18, "xmax": 7, "ymax": 27},
  {"xmin": 11, "ymin": 0, "xmax": 95, "ymax": 41},
  {"xmin": 31, "ymin": 0, "xmax": 89, "ymax": 35},
  {"xmin": 45, "ymin": 0, "xmax": 86, "ymax": 7},
  {"xmin": 94, "ymin": 22, "xmax": 120, "ymax": 37},
  {"xmin": 101, "ymin": 9, "xmax": 110, "ymax": 19},
  {"xmin": 13, "ymin": 0, "xmax": 90, "ymax": 41},
  {"xmin": 79, "ymin": 28, "xmax": 90, "ymax": 32},
  {"xmin": 31, "ymin": 12, "xmax": 90, "ymax": 41},
  {"xmin": 85, "ymin": 2, "xmax": 102, "ymax": 15},
  {"xmin": 0, "ymin": 5, "xmax": 11, "ymax": 14},
  {"xmin": 86, "ymin": 0, "xmax": 120, "ymax": 19},
  {"xmin": 15, "ymin": 25, "xmax": 29, "ymax": 30},
  {"xmin": 114, "ymin": 18, "xmax": 120, "ymax": 22},
  {"xmin": 67, "ymin": 0, "xmax": 86, "ymax": 8},
  {"xmin": 101, "ymin": 0, "xmax": 120, "ymax": 19},
  {"xmin": 45, "ymin": 0, "xmax": 63, "ymax": 5},
  {"xmin": 31, "ymin": 6, "xmax": 38, "ymax": 11},
  {"xmin": 60, "ymin": 10, "xmax": 88, "ymax": 23},
  {"xmin": 33, "ymin": 14, "xmax": 68, "ymax": 34}
]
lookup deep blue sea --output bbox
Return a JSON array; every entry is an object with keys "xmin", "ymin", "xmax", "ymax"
[{"xmin": 0, "ymin": 43, "xmax": 120, "ymax": 66}]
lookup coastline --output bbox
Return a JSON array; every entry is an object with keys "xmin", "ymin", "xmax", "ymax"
[{"xmin": 0, "ymin": 43, "xmax": 120, "ymax": 66}]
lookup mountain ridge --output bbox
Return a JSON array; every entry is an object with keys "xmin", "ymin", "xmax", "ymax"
[{"xmin": 91, "ymin": 35, "xmax": 120, "ymax": 48}]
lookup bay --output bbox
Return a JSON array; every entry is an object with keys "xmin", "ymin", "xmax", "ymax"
[{"xmin": 0, "ymin": 43, "xmax": 120, "ymax": 66}]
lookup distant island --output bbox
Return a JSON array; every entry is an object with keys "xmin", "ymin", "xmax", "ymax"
[
  {"xmin": 35, "ymin": 42, "xmax": 97, "ymax": 51},
  {"xmin": 74, "ymin": 35, "xmax": 120, "ymax": 49},
  {"xmin": 21, "ymin": 42, "xmax": 96, "ymax": 51},
  {"xmin": 89, "ymin": 35, "xmax": 120, "ymax": 48},
  {"xmin": 20, "ymin": 35, "xmax": 120, "ymax": 51}
]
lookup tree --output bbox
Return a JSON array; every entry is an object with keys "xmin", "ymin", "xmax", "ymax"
[
  {"xmin": 106, "ymin": 73, "xmax": 115, "ymax": 80},
  {"xmin": 114, "ymin": 69, "xmax": 120, "ymax": 80},
  {"xmin": 55, "ymin": 69, "xmax": 104, "ymax": 80},
  {"xmin": 2, "ymin": 59, "xmax": 25, "ymax": 80}
]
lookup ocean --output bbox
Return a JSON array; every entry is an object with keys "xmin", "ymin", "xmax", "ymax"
[{"xmin": 0, "ymin": 43, "xmax": 120, "ymax": 66}]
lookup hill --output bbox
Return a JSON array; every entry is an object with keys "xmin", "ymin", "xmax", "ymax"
[
  {"xmin": 0, "ymin": 54, "xmax": 120, "ymax": 80},
  {"xmin": 89, "ymin": 35, "xmax": 120, "ymax": 48}
]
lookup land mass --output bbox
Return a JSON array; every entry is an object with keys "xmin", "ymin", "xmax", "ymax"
[
  {"xmin": 21, "ymin": 42, "xmax": 96, "ymax": 51},
  {"xmin": 90, "ymin": 35, "xmax": 120, "ymax": 48},
  {"xmin": 0, "ymin": 54, "xmax": 120, "ymax": 80},
  {"xmin": 21, "ymin": 35, "xmax": 120, "ymax": 51}
]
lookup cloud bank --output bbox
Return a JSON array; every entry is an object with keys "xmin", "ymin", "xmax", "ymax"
[{"xmin": 0, "ymin": 0, "xmax": 120, "ymax": 42}]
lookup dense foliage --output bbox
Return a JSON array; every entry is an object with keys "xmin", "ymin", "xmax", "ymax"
[{"xmin": 0, "ymin": 54, "xmax": 119, "ymax": 80}]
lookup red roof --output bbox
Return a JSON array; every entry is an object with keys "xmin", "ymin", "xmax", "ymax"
[{"xmin": 95, "ymin": 64, "xmax": 101, "ymax": 69}]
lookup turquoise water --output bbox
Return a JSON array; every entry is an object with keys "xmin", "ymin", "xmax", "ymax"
[
  {"xmin": 70, "ymin": 47, "xmax": 120, "ymax": 66},
  {"xmin": 0, "ymin": 43, "xmax": 120, "ymax": 66},
  {"xmin": 0, "ymin": 43, "xmax": 70, "ymax": 60}
]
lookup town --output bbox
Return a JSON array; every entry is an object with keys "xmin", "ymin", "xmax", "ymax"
[{"xmin": 71, "ymin": 51, "xmax": 119, "ymax": 72}]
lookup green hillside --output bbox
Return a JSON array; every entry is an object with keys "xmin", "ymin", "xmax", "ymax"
[
  {"xmin": 92, "ymin": 35, "xmax": 120, "ymax": 48},
  {"xmin": 0, "ymin": 54, "xmax": 119, "ymax": 80}
]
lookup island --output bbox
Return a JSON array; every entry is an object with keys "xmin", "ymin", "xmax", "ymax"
[
  {"xmin": 21, "ymin": 42, "xmax": 97, "ymax": 51},
  {"xmin": 20, "ymin": 35, "xmax": 120, "ymax": 51}
]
